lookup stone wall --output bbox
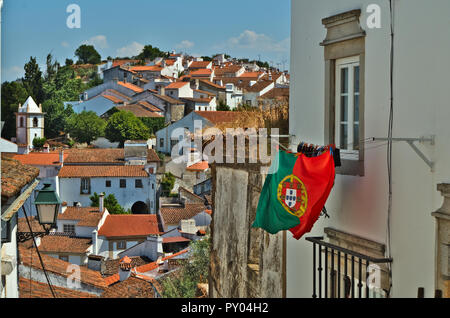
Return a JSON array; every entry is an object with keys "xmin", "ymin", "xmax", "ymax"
[
  {"xmin": 209, "ymin": 163, "xmax": 286, "ymax": 298},
  {"xmin": 432, "ymin": 184, "xmax": 450, "ymax": 298}
]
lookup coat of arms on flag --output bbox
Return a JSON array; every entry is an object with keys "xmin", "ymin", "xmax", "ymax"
[{"xmin": 277, "ymin": 175, "xmax": 308, "ymax": 218}]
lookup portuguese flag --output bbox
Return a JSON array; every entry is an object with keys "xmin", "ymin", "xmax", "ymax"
[{"xmin": 252, "ymin": 150, "xmax": 335, "ymax": 239}]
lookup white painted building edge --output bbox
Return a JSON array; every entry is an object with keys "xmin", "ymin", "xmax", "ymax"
[{"xmin": 289, "ymin": 0, "xmax": 450, "ymax": 298}]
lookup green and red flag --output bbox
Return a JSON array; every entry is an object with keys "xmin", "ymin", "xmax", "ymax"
[{"xmin": 252, "ymin": 149, "xmax": 335, "ymax": 239}]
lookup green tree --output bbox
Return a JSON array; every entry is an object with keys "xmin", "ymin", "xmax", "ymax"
[
  {"xmin": 137, "ymin": 45, "xmax": 167, "ymax": 61},
  {"xmin": 89, "ymin": 192, "xmax": 129, "ymax": 215},
  {"xmin": 75, "ymin": 44, "xmax": 101, "ymax": 64},
  {"xmin": 217, "ymin": 100, "xmax": 231, "ymax": 111},
  {"xmin": 32, "ymin": 137, "xmax": 47, "ymax": 149},
  {"xmin": 161, "ymin": 237, "xmax": 210, "ymax": 298},
  {"xmin": 139, "ymin": 117, "xmax": 165, "ymax": 135},
  {"xmin": 1, "ymin": 81, "xmax": 29, "ymax": 139},
  {"xmin": 105, "ymin": 111, "xmax": 150, "ymax": 147},
  {"xmin": 23, "ymin": 56, "xmax": 45, "ymax": 104},
  {"xmin": 65, "ymin": 111, "xmax": 106, "ymax": 145},
  {"xmin": 161, "ymin": 172, "xmax": 175, "ymax": 196},
  {"xmin": 65, "ymin": 58, "xmax": 74, "ymax": 66},
  {"xmin": 42, "ymin": 100, "xmax": 74, "ymax": 138}
]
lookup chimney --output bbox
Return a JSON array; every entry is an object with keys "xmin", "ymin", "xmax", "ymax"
[
  {"xmin": 99, "ymin": 193, "xmax": 105, "ymax": 212},
  {"xmin": 87, "ymin": 254, "xmax": 104, "ymax": 272},
  {"xmin": 160, "ymin": 86, "xmax": 165, "ymax": 96},
  {"xmin": 92, "ymin": 230, "xmax": 98, "ymax": 255},
  {"xmin": 59, "ymin": 150, "xmax": 64, "ymax": 165},
  {"xmin": 119, "ymin": 256, "xmax": 132, "ymax": 282},
  {"xmin": 195, "ymin": 79, "xmax": 200, "ymax": 90}
]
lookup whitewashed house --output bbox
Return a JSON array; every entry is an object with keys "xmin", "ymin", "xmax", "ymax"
[
  {"xmin": 58, "ymin": 165, "xmax": 157, "ymax": 214},
  {"xmin": 288, "ymin": 0, "xmax": 450, "ymax": 298}
]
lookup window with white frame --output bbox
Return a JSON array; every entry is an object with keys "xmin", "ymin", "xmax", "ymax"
[
  {"xmin": 80, "ymin": 178, "xmax": 90, "ymax": 194},
  {"xmin": 335, "ymin": 56, "xmax": 360, "ymax": 160}
]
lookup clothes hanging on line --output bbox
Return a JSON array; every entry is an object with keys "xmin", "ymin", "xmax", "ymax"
[{"xmin": 297, "ymin": 142, "xmax": 341, "ymax": 167}]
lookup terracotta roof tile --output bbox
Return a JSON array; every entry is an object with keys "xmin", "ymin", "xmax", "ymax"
[
  {"xmin": 147, "ymin": 148, "xmax": 161, "ymax": 162},
  {"xmin": 194, "ymin": 111, "xmax": 242, "ymax": 125},
  {"xmin": 12, "ymin": 152, "xmax": 67, "ymax": 166},
  {"xmin": 58, "ymin": 207, "xmax": 106, "ymax": 227},
  {"xmin": 102, "ymin": 94, "xmax": 124, "ymax": 104},
  {"xmin": 64, "ymin": 148, "xmax": 124, "ymax": 164},
  {"xmin": 190, "ymin": 69, "xmax": 213, "ymax": 77},
  {"xmin": 116, "ymin": 104, "xmax": 163, "ymax": 118},
  {"xmin": 134, "ymin": 248, "xmax": 189, "ymax": 273},
  {"xmin": 165, "ymin": 82, "xmax": 189, "ymax": 89},
  {"xmin": 117, "ymin": 81, "xmax": 144, "ymax": 93},
  {"xmin": 19, "ymin": 277, "xmax": 97, "ymax": 298},
  {"xmin": 199, "ymin": 79, "xmax": 226, "ymax": 90},
  {"xmin": 59, "ymin": 165, "xmax": 149, "ymax": 178},
  {"xmin": 189, "ymin": 61, "xmax": 212, "ymax": 69},
  {"xmin": 161, "ymin": 204, "xmax": 206, "ymax": 225},
  {"xmin": 129, "ymin": 65, "xmax": 163, "ymax": 72},
  {"xmin": 103, "ymin": 256, "xmax": 151, "ymax": 277},
  {"xmin": 98, "ymin": 215, "xmax": 162, "ymax": 238},
  {"xmin": 19, "ymin": 246, "xmax": 107, "ymax": 290},
  {"xmin": 1, "ymin": 156, "xmax": 39, "ymax": 202},
  {"xmin": 186, "ymin": 161, "xmax": 209, "ymax": 171},
  {"xmin": 163, "ymin": 236, "xmax": 191, "ymax": 243},
  {"xmin": 101, "ymin": 276, "xmax": 155, "ymax": 298},
  {"xmin": 38, "ymin": 236, "xmax": 92, "ymax": 254}
]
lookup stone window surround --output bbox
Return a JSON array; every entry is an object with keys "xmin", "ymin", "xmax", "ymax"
[{"xmin": 321, "ymin": 9, "xmax": 366, "ymax": 176}]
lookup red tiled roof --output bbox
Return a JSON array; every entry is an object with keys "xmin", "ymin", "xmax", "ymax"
[
  {"xmin": 239, "ymin": 72, "xmax": 263, "ymax": 79},
  {"xmin": 19, "ymin": 277, "xmax": 97, "ymax": 298},
  {"xmin": 166, "ymin": 81, "xmax": 189, "ymax": 89},
  {"xmin": 259, "ymin": 87, "xmax": 290, "ymax": 100},
  {"xmin": 112, "ymin": 59, "xmax": 140, "ymax": 67},
  {"xmin": 214, "ymin": 65, "xmax": 244, "ymax": 77},
  {"xmin": 189, "ymin": 61, "xmax": 212, "ymax": 69},
  {"xmin": 194, "ymin": 111, "xmax": 242, "ymax": 125},
  {"xmin": 130, "ymin": 65, "xmax": 163, "ymax": 72},
  {"xmin": 165, "ymin": 59, "xmax": 175, "ymax": 66},
  {"xmin": 186, "ymin": 161, "xmax": 209, "ymax": 171},
  {"xmin": 58, "ymin": 207, "xmax": 106, "ymax": 227},
  {"xmin": 12, "ymin": 152, "xmax": 67, "ymax": 166},
  {"xmin": 1, "ymin": 156, "xmax": 39, "ymax": 202},
  {"xmin": 199, "ymin": 79, "xmax": 226, "ymax": 90},
  {"xmin": 59, "ymin": 165, "xmax": 149, "ymax": 178},
  {"xmin": 102, "ymin": 94, "xmax": 124, "ymax": 104},
  {"xmin": 163, "ymin": 236, "xmax": 191, "ymax": 244},
  {"xmin": 101, "ymin": 276, "xmax": 155, "ymax": 298},
  {"xmin": 38, "ymin": 236, "xmax": 92, "ymax": 254},
  {"xmin": 244, "ymin": 79, "xmax": 274, "ymax": 93},
  {"xmin": 117, "ymin": 81, "xmax": 144, "ymax": 93},
  {"xmin": 65, "ymin": 148, "xmax": 124, "ymax": 164},
  {"xmin": 19, "ymin": 246, "xmax": 107, "ymax": 290},
  {"xmin": 147, "ymin": 148, "xmax": 161, "ymax": 163},
  {"xmin": 98, "ymin": 215, "xmax": 162, "ymax": 238},
  {"xmin": 135, "ymin": 248, "xmax": 189, "ymax": 273},
  {"xmin": 194, "ymin": 89, "xmax": 216, "ymax": 97},
  {"xmin": 116, "ymin": 103, "xmax": 163, "ymax": 118},
  {"xmin": 160, "ymin": 204, "xmax": 206, "ymax": 225},
  {"xmin": 190, "ymin": 69, "xmax": 212, "ymax": 77}
]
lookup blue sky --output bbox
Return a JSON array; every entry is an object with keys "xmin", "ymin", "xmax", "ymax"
[{"xmin": 1, "ymin": 0, "xmax": 290, "ymax": 82}]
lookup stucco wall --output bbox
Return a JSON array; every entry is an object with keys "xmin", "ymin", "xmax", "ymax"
[{"xmin": 289, "ymin": 0, "xmax": 450, "ymax": 298}]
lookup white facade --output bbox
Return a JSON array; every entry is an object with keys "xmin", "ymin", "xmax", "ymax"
[
  {"xmin": 225, "ymin": 84, "xmax": 243, "ymax": 109},
  {"xmin": 16, "ymin": 96, "xmax": 44, "ymax": 152},
  {"xmin": 289, "ymin": 0, "xmax": 450, "ymax": 298},
  {"xmin": 59, "ymin": 174, "xmax": 157, "ymax": 213}
]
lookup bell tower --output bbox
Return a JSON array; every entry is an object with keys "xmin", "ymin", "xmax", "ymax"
[{"xmin": 15, "ymin": 96, "xmax": 45, "ymax": 154}]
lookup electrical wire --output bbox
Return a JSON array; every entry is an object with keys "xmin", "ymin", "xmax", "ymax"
[
  {"xmin": 22, "ymin": 205, "xmax": 58, "ymax": 298},
  {"xmin": 386, "ymin": 0, "xmax": 395, "ymax": 297}
]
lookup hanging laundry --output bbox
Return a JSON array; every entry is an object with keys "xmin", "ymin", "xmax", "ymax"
[{"xmin": 252, "ymin": 149, "xmax": 335, "ymax": 237}]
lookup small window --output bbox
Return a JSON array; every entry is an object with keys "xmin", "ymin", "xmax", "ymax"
[
  {"xmin": 117, "ymin": 241, "xmax": 126, "ymax": 249},
  {"xmin": 135, "ymin": 179, "xmax": 143, "ymax": 188},
  {"xmin": 120, "ymin": 179, "xmax": 126, "ymax": 188},
  {"xmin": 63, "ymin": 224, "xmax": 75, "ymax": 234},
  {"xmin": 81, "ymin": 178, "xmax": 91, "ymax": 194},
  {"xmin": 160, "ymin": 138, "xmax": 164, "ymax": 148},
  {"xmin": 105, "ymin": 180, "xmax": 111, "ymax": 188},
  {"xmin": 33, "ymin": 117, "xmax": 38, "ymax": 128},
  {"xmin": 335, "ymin": 56, "xmax": 360, "ymax": 160},
  {"xmin": 19, "ymin": 117, "xmax": 24, "ymax": 128},
  {"xmin": 59, "ymin": 255, "xmax": 69, "ymax": 262}
]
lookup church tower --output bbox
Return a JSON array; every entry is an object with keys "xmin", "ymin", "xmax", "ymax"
[{"xmin": 15, "ymin": 96, "xmax": 45, "ymax": 154}]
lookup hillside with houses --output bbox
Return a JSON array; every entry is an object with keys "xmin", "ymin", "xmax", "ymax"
[{"xmin": 0, "ymin": 44, "xmax": 289, "ymax": 298}]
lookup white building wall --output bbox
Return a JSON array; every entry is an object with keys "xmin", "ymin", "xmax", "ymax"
[
  {"xmin": 289, "ymin": 0, "xmax": 450, "ymax": 298},
  {"xmin": 1, "ymin": 215, "xmax": 19, "ymax": 298},
  {"xmin": 59, "ymin": 176, "xmax": 157, "ymax": 213}
]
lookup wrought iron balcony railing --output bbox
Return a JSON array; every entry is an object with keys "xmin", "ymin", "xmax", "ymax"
[{"xmin": 306, "ymin": 236, "xmax": 393, "ymax": 298}]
